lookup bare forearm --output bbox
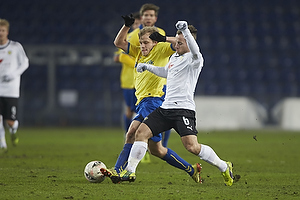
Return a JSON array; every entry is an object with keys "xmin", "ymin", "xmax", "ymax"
[
  {"xmin": 114, "ymin": 25, "xmax": 130, "ymax": 51},
  {"xmin": 166, "ymin": 36, "xmax": 176, "ymax": 46}
]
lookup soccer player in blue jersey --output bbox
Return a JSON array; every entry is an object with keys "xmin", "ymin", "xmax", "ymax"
[
  {"xmin": 116, "ymin": 21, "xmax": 234, "ymax": 186},
  {"xmin": 101, "ymin": 14, "xmax": 202, "ymax": 184}
]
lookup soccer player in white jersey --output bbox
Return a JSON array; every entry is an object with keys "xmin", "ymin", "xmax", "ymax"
[
  {"xmin": 0, "ymin": 19, "xmax": 29, "ymax": 153},
  {"xmin": 117, "ymin": 21, "xmax": 235, "ymax": 186}
]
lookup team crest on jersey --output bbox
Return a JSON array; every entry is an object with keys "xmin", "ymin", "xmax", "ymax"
[
  {"xmin": 8, "ymin": 51, "xmax": 12, "ymax": 55},
  {"xmin": 146, "ymin": 60, "xmax": 154, "ymax": 65},
  {"xmin": 168, "ymin": 63, "xmax": 174, "ymax": 69}
]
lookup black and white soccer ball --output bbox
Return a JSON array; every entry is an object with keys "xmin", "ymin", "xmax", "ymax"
[{"xmin": 84, "ymin": 161, "xmax": 107, "ymax": 183}]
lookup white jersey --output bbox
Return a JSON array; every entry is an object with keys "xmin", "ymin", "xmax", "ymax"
[
  {"xmin": 137, "ymin": 27, "xmax": 204, "ymax": 111},
  {"xmin": 161, "ymin": 28, "xmax": 204, "ymax": 111},
  {"xmin": 161, "ymin": 50, "xmax": 203, "ymax": 111},
  {"xmin": 0, "ymin": 40, "xmax": 29, "ymax": 98}
]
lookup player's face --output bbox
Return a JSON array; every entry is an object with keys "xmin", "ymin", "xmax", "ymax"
[
  {"xmin": 175, "ymin": 34, "xmax": 189, "ymax": 55},
  {"xmin": 139, "ymin": 33, "xmax": 157, "ymax": 56},
  {"xmin": 0, "ymin": 26, "xmax": 9, "ymax": 44},
  {"xmin": 132, "ymin": 18, "xmax": 141, "ymax": 30},
  {"xmin": 141, "ymin": 10, "xmax": 157, "ymax": 27}
]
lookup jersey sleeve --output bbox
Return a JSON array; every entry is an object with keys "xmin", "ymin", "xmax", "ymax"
[
  {"xmin": 127, "ymin": 42, "xmax": 140, "ymax": 59},
  {"xmin": 119, "ymin": 52, "xmax": 135, "ymax": 67},
  {"xmin": 159, "ymin": 42, "xmax": 176, "ymax": 58},
  {"xmin": 16, "ymin": 42, "xmax": 29, "ymax": 76},
  {"xmin": 181, "ymin": 29, "xmax": 203, "ymax": 67}
]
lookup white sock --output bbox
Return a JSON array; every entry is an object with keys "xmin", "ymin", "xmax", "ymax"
[
  {"xmin": 0, "ymin": 122, "xmax": 7, "ymax": 148},
  {"xmin": 126, "ymin": 141, "xmax": 148, "ymax": 173},
  {"xmin": 198, "ymin": 144, "xmax": 228, "ymax": 172},
  {"xmin": 9, "ymin": 120, "xmax": 19, "ymax": 134}
]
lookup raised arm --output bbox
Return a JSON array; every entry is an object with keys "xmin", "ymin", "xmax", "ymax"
[
  {"xmin": 176, "ymin": 21, "xmax": 202, "ymax": 63},
  {"xmin": 113, "ymin": 14, "xmax": 135, "ymax": 52}
]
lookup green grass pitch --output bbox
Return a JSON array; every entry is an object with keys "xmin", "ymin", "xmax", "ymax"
[{"xmin": 0, "ymin": 127, "xmax": 299, "ymax": 199}]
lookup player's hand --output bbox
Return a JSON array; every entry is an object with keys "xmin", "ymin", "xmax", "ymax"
[
  {"xmin": 176, "ymin": 21, "xmax": 188, "ymax": 31},
  {"xmin": 1, "ymin": 75, "xmax": 14, "ymax": 82},
  {"xmin": 136, "ymin": 63, "xmax": 147, "ymax": 73},
  {"xmin": 122, "ymin": 14, "xmax": 135, "ymax": 27},
  {"xmin": 149, "ymin": 32, "xmax": 166, "ymax": 42}
]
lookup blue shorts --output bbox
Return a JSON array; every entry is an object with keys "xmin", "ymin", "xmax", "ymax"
[
  {"xmin": 133, "ymin": 96, "xmax": 164, "ymax": 142},
  {"xmin": 123, "ymin": 88, "xmax": 137, "ymax": 112}
]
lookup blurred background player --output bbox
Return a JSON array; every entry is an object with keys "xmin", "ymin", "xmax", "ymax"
[
  {"xmin": 0, "ymin": 19, "xmax": 29, "ymax": 153},
  {"xmin": 113, "ymin": 12, "xmax": 141, "ymax": 133}
]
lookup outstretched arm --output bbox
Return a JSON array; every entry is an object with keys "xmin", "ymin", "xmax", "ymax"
[
  {"xmin": 149, "ymin": 32, "xmax": 176, "ymax": 46},
  {"xmin": 136, "ymin": 63, "xmax": 168, "ymax": 78}
]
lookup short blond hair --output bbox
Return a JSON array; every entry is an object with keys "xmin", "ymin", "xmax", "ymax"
[
  {"xmin": 138, "ymin": 27, "xmax": 159, "ymax": 39},
  {"xmin": 0, "ymin": 19, "xmax": 10, "ymax": 30}
]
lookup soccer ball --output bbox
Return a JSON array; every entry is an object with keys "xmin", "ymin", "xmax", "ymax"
[{"xmin": 84, "ymin": 161, "xmax": 107, "ymax": 183}]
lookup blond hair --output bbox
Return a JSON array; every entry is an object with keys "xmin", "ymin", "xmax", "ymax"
[
  {"xmin": 0, "ymin": 19, "xmax": 10, "ymax": 31},
  {"xmin": 138, "ymin": 27, "xmax": 159, "ymax": 39}
]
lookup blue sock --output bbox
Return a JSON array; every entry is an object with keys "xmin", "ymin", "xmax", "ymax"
[
  {"xmin": 114, "ymin": 143, "xmax": 133, "ymax": 173},
  {"xmin": 162, "ymin": 148, "xmax": 194, "ymax": 176},
  {"xmin": 162, "ymin": 130, "xmax": 171, "ymax": 147},
  {"xmin": 123, "ymin": 114, "xmax": 132, "ymax": 132}
]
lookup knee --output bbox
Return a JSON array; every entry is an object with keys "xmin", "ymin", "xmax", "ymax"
[{"xmin": 135, "ymin": 124, "xmax": 152, "ymax": 142}]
